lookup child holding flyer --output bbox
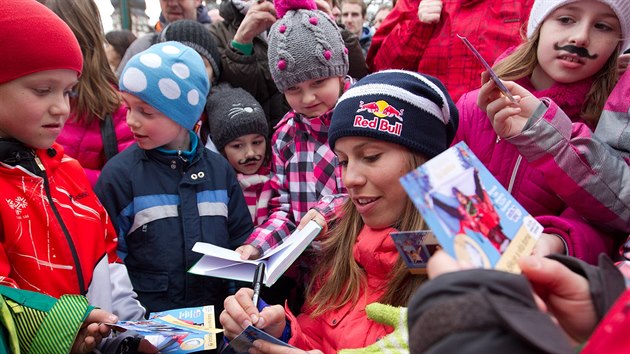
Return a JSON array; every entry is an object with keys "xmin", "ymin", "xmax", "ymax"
[
  {"xmin": 237, "ymin": 0, "xmax": 352, "ymax": 260},
  {"xmin": 95, "ymin": 42, "xmax": 254, "ymax": 313},
  {"xmin": 220, "ymin": 70, "xmax": 459, "ymax": 353},
  {"xmin": 0, "ymin": 0, "xmax": 144, "ymax": 322},
  {"xmin": 454, "ymin": 0, "xmax": 630, "ymax": 263}
]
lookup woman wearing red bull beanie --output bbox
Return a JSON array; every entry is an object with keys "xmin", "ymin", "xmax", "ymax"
[{"xmin": 0, "ymin": 1, "xmax": 147, "ymax": 351}]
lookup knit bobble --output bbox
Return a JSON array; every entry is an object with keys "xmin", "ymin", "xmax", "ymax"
[
  {"xmin": 279, "ymin": 24, "xmax": 287, "ymax": 33},
  {"xmin": 309, "ymin": 17, "xmax": 318, "ymax": 25},
  {"xmin": 323, "ymin": 50, "xmax": 332, "ymax": 60},
  {"xmin": 278, "ymin": 59, "xmax": 287, "ymax": 70}
]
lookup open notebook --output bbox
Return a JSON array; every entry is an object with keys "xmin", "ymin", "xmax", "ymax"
[{"xmin": 188, "ymin": 221, "xmax": 322, "ymax": 286}]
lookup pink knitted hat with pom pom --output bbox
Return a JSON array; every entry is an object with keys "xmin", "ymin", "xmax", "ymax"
[{"xmin": 268, "ymin": 0, "xmax": 349, "ymax": 92}]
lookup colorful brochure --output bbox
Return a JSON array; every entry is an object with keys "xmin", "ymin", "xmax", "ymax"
[
  {"xmin": 390, "ymin": 230, "xmax": 440, "ymax": 274},
  {"xmin": 109, "ymin": 305, "xmax": 221, "ymax": 353},
  {"xmin": 400, "ymin": 142, "xmax": 542, "ymax": 273}
]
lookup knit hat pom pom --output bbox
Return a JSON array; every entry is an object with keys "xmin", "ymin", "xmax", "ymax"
[{"xmin": 274, "ymin": 0, "xmax": 317, "ymax": 18}]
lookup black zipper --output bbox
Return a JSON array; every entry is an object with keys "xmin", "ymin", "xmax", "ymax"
[{"xmin": 34, "ymin": 155, "xmax": 86, "ymax": 295}]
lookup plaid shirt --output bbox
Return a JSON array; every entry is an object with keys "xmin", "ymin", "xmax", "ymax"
[
  {"xmin": 366, "ymin": 0, "xmax": 534, "ymax": 102},
  {"xmin": 246, "ymin": 109, "xmax": 346, "ymax": 252}
]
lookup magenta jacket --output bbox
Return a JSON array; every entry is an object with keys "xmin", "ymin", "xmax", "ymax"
[
  {"xmin": 454, "ymin": 77, "xmax": 619, "ymax": 264},
  {"xmin": 56, "ymin": 103, "xmax": 134, "ymax": 187},
  {"xmin": 505, "ymin": 70, "xmax": 630, "ymax": 234}
]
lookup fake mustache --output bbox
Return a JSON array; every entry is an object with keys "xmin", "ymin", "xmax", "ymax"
[
  {"xmin": 238, "ymin": 155, "xmax": 262, "ymax": 165},
  {"xmin": 553, "ymin": 43, "xmax": 598, "ymax": 60}
]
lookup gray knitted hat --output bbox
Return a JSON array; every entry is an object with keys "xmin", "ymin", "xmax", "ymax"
[
  {"xmin": 268, "ymin": 0, "xmax": 349, "ymax": 93},
  {"xmin": 158, "ymin": 19, "xmax": 222, "ymax": 80},
  {"xmin": 207, "ymin": 87, "xmax": 269, "ymax": 151}
]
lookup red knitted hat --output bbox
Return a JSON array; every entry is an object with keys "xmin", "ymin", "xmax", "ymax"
[{"xmin": 0, "ymin": 0, "xmax": 82, "ymax": 84}]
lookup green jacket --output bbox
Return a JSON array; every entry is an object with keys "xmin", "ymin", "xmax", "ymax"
[{"xmin": 0, "ymin": 286, "xmax": 92, "ymax": 354}]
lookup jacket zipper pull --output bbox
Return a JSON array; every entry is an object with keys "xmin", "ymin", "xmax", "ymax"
[{"xmin": 34, "ymin": 155, "xmax": 46, "ymax": 171}]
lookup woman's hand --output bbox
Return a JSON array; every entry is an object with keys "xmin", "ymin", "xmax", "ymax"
[{"xmin": 220, "ymin": 288, "xmax": 287, "ymax": 340}]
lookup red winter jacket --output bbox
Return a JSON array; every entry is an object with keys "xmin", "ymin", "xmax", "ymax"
[
  {"xmin": 56, "ymin": 103, "xmax": 134, "ymax": 187},
  {"xmin": 0, "ymin": 142, "xmax": 144, "ymax": 319},
  {"xmin": 367, "ymin": 0, "xmax": 533, "ymax": 102},
  {"xmin": 286, "ymin": 226, "xmax": 399, "ymax": 353}
]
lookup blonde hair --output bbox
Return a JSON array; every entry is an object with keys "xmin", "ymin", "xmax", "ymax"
[
  {"xmin": 493, "ymin": 26, "xmax": 620, "ymax": 126},
  {"xmin": 306, "ymin": 152, "xmax": 427, "ymax": 317},
  {"xmin": 46, "ymin": 0, "xmax": 121, "ymax": 124}
]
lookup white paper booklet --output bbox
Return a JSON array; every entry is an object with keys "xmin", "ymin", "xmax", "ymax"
[{"xmin": 188, "ymin": 221, "xmax": 321, "ymax": 286}]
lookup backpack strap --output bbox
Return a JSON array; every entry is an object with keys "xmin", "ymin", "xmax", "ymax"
[{"xmin": 100, "ymin": 114, "xmax": 119, "ymax": 162}]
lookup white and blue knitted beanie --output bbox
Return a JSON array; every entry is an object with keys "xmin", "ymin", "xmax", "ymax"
[
  {"xmin": 119, "ymin": 41, "xmax": 210, "ymax": 130},
  {"xmin": 268, "ymin": 0, "xmax": 349, "ymax": 92},
  {"xmin": 329, "ymin": 70, "xmax": 459, "ymax": 159}
]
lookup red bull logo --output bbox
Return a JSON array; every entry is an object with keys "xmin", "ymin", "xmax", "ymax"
[
  {"xmin": 357, "ymin": 100, "xmax": 404, "ymax": 121},
  {"xmin": 354, "ymin": 100, "xmax": 404, "ymax": 136}
]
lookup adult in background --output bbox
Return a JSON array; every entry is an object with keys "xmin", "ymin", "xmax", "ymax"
[
  {"xmin": 341, "ymin": 0, "xmax": 373, "ymax": 56},
  {"xmin": 367, "ymin": 0, "xmax": 534, "ymax": 101},
  {"xmin": 371, "ymin": 4, "xmax": 391, "ymax": 31},
  {"xmin": 210, "ymin": 0, "xmax": 367, "ymax": 127},
  {"xmin": 105, "ymin": 29, "xmax": 137, "ymax": 73},
  {"xmin": 47, "ymin": 0, "xmax": 135, "ymax": 187},
  {"xmin": 116, "ymin": 0, "xmax": 214, "ymax": 77}
]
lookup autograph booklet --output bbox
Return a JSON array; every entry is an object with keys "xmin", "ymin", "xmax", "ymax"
[
  {"xmin": 188, "ymin": 221, "xmax": 322, "ymax": 286},
  {"xmin": 400, "ymin": 142, "xmax": 543, "ymax": 273},
  {"xmin": 109, "ymin": 305, "xmax": 222, "ymax": 353}
]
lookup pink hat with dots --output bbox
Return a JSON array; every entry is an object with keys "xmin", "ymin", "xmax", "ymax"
[{"xmin": 267, "ymin": 0, "xmax": 349, "ymax": 92}]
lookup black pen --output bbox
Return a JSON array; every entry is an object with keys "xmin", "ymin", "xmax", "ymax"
[{"xmin": 252, "ymin": 262, "xmax": 265, "ymax": 307}]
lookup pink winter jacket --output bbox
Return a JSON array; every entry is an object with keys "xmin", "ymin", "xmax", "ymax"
[
  {"xmin": 56, "ymin": 103, "xmax": 134, "ymax": 187},
  {"xmin": 506, "ymin": 70, "xmax": 630, "ymax": 233},
  {"xmin": 454, "ymin": 78, "xmax": 619, "ymax": 264}
]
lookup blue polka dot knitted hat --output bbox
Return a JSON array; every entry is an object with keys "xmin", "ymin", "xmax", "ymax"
[
  {"xmin": 329, "ymin": 70, "xmax": 459, "ymax": 159},
  {"xmin": 119, "ymin": 41, "xmax": 210, "ymax": 130}
]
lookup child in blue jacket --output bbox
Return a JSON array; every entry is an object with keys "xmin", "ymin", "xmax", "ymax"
[{"xmin": 95, "ymin": 41, "xmax": 253, "ymax": 314}]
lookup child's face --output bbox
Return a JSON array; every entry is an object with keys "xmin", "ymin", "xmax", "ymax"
[
  {"xmin": 0, "ymin": 69, "xmax": 78, "ymax": 149},
  {"xmin": 533, "ymin": 0, "xmax": 621, "ymax": 89},
  {"xmin": 284, "ymin": 77, "xmax": 344, "ymax": 118},
  {"xmin": 335, "ymin": 136, "xmax": 411, "ymax": 229},
  {"xmin": 223, "ymin": 133, "xmax": 266, "ymax": 175},
  {"xmin": 122, "ymin": 92, "xmax": 190, "ymax": 151}
]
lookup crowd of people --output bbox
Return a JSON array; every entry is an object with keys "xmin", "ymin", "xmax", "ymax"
[{"xmin": 0, "ymin": 0, "xmax": 629, "ymax": 353}]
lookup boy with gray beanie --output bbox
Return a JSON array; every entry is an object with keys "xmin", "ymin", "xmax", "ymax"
[
  {"xmin": 207, "ymin": 87, "xmax": 273, "ymax": 227},
  {"xmin": 238, "ymin": 0, "xmax": 352, "ymax": 264},
  {"xmin": 95, "ymin": 41, "xmax": 254, "ymax": 314}
]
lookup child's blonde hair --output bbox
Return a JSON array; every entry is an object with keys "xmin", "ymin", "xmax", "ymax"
[
  {"xmin": 493, "ymin": 26, "xmax": 620, "ymax": 126},
  {"xmin": 46, "ymin": 0, "xmax": 121, "ymax": 124},
  {"xmin": 307, "ymin": 152, "xmax": 427, "ymax": 316}
]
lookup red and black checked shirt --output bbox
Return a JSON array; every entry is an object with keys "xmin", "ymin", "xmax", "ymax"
[{"xmin": 367, "ymin": 0, "xmax": 534, "ymax": 102}]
